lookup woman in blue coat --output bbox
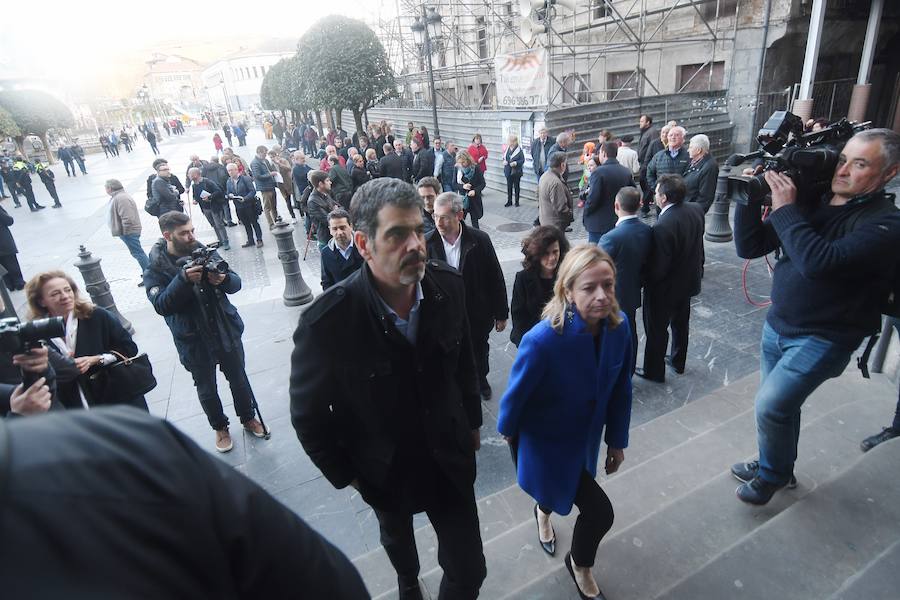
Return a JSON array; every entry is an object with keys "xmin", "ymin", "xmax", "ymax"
[{"xmin": 498, "ymin": 244, "xmax": 633, "ymax": 600}]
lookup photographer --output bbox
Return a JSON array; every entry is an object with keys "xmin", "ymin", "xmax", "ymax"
[
  {"xmin": 731, "ymin": 129, "xmax": 900, "ymax": 505},
  {"xmin": 144, "ymin": 212, "xmax": 269, "ymax": 452},
  {"xmin": 0, "ymin": 346, "xmax": 58, "ymax": 416}
]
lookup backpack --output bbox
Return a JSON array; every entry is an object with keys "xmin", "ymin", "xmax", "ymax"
[{"xmin": 144, "ymin": 193, "xmax": 161, "ymax": 217}]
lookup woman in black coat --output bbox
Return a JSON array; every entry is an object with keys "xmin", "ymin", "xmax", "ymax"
[
  {"xmin": 503, "ymin": 134, "xmax": 526, "ymax": 207},
  {"xmin": 684, "ymin": 133, "xmax": 718, "ymax": 214},
  {"xmin": 26, "ymin": 271, "xmax": 150, "ymax": 411},
  {"xmin": 455, "ymin": 150, "xmax": 486, "ymax": 230},
  {"xmin": 350, "ymin": 153, "xmax": 371, "ymax": 193},
  {"xmin": 510, "ymin": 226, "xmax": 570, "ymax": 346},
  {"xmin": 0, "ymin": 204, "xmax": 25, "ymax": 290}
]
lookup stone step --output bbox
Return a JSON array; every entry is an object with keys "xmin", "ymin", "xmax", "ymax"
[
  {"xmin": 827, "ymin": 538, "xmax": 900, "ymax": 600},
  {"xmin": 493, "ymin": 386, "xmax": 895, "ymax": 600},
  {"xmin": 655, "ymin": 437, "xmax": 900, "ymax": 600},
  {"xmin": 354, "ymin": 368, "xmax": 894, "ymax": 599}
]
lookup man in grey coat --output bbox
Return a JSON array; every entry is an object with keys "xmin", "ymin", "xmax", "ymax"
[
  {"xmin": 106, "ymin": 179, "xmax": 148, "ymax": 285},
  {"xmin": 538, "ymin": 152, "xmax": 573, "ymax": 233},
  {"xmin": 151, "ymin": 164, "xmax": 184, "ymax": 216}
]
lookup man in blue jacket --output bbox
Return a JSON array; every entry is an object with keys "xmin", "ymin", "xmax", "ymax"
[
  {"xmin": 144, "ymin": 211, "xmax": 269, "ymax": 452},
  {"xmin": 731, "ymin": 128, "xmax": 900, "ymax": 505},
  {"xmin": 599, "ymin": 187, "xmax": 653, "ymax": 374}
]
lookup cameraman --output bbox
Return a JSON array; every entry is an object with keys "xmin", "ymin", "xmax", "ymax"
[
  {"xmin": 731, "ymin": 128, "xmax": 900, "ymax": 505},
  {"xmin": 0, "ymin": 345, "xmax": 60, "ymax": 416},
  {"xmin": 144, "ymin": 211, "xmax": 269, "ymax": 452}
]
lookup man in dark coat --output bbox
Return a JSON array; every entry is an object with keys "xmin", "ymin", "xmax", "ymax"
[
  {"xmin": 426, "ymin": 191, "xmax": 509, "ymax": 400},
  {"xmin": 637, "ymin": 114, "xmax": 658, "ymax": 170},
  {"xmin": 57, "ymin": 145, "xmax": 76, "ymax": 177},
  {"xmin": 149, "ymin": 163, "xmax": 184, "ymax": 216},
  {"xmin": 291, "ymin": 178, "xmax": 487, "ymax": 600},
  {"xmin": 307, "ymin": 170, "xmax": 338, "ymax": 247},
  {"xmin": 319, "ymin": 208, "xmax": 363, "ymax": 290},
  {"xmin": 144, "ymin": 212, "xmax": 269, "ymax": 452},
  {"xmin": 531, "ymin": 126, "xmax": 554, "ymax": 178},
  {"xmin": 0, "ymin": 407, "xmax": 368, "ymax": 598},
  {"xmin": 12, "ymin": 157, "xmax": 43, "ymax": 211},
  {"xmin": 0, "ymin": 203, "xmax": 24, "ymax": 290},
  {"xmin": 411, "ymin": 140, "xmax": 435, "ymax": 183},
  {"xmin": 599, "ymin": 187, "xmax": 653, "ymax": 374},
  {"xmin": 645, "ymin": 124, "xmax": 688, "ymax": 214},
  {"xmin": 638, "ymin": 174, "xmax": 705, "ymax": 383},
  {"xmin": 379, "ymin": 142, "xmax": 409, "ymax": 181},
  {"xmin": 327, "ymin": 155, "xmax": 354, "ymax": 210},
  {"xmin": 584, "ymin": 141, "xmax": 634, "ymax": 243},
  {"xmin": 35, "ymin": 163, "xmax": 62, "ymax": 208}
]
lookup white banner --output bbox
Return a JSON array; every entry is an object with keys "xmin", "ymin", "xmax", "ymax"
[{"xmin": 495, "ymin": 49, "xmax": 548, "ymax": 108}]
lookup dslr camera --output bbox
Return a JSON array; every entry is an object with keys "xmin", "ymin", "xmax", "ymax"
[
  {"xmin": 726, "ymin": 111, "xmax": 870, "ymax": 206},
  {"xmin": 178, "ymin": 243, "xmax": 229, "ymax": 275},
  {"xmin": 0, "ymin": 316, "xmax": 66, "ymax": 386}
]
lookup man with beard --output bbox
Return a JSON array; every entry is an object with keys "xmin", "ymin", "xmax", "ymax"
[
  {"xmin": 291, "ymin": 178, "xmax": 486, "ymax": 600},
  {"xmin": 144, "ymin": 211, "xmax": 269, "ymax": 453}
]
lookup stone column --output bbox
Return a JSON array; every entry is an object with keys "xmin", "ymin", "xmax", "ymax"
[{"xmin": 73, "ymin": 245, "xmax": 134, "ymax": 333}]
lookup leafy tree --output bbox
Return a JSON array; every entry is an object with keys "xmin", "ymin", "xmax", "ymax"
[
  {"xmin": 0, "ymin": 89, "xmax": 73, "ymax": 161},
  {"xmin": 0, "ymin": 105, "xmax": 20, "ymax": 138},
  {"xmin": 295, "ymin": 16, "xmax": 397, "ymax": 135}
]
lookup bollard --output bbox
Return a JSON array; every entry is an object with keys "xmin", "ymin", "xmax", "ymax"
[
  {"xmin": 704, "ymin": 164, "xmax": 734, "ymax": 243},
  {"xmin": 73, "ymin": 245, "xmax": 134, "ymax": 333},
  {"xmin": 271, "ymin": 218, "xmax": 313, "ymax": 306}
]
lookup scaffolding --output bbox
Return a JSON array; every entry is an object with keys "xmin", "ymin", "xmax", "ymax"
[{"xmin": 369, "ymin": 0, "xmax": 746, "ymax": 111}]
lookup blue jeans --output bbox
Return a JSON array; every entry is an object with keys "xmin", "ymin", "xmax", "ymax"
[
  {"xmin": 119, "ymin": 234, "xmax": 149, "ymax": 274},
  {"xmin": 755, "ymin": 322, "xmax": 852, "ymax": 485}
]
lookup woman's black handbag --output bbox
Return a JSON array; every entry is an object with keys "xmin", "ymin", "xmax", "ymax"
[
  {"xmin": 255, "ymin": 196, "xmax": 263, "ymax": 215},
  {"xmin": 87, "ymin": 350, "xmax": 157, "ymax": 404}
]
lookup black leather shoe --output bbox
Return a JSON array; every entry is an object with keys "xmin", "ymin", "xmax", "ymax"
[
  {"xmin": 665, "ymin": 355, "xmax": 685, "ymax": 374},
  {"xmin": 634, "ymin": 367, "xmax": 664, "ymax": 383},
  {"xmin": 398, "ymin": 577, "xmax": 424, "ymax": 600},
  {"xmin": 564, "ymin": 552, "xmax": 605, "ymax": 599},
  {"xmin": 534, "ymin": 504, "xmax": 555, "ymax": 556},
  {"xmin": 481, "ymin": 384, "xmax": 492, "ymax": 400},
  {"xmin": 504, "ymin": 201, "xmax": 512, "ymax": 207}
]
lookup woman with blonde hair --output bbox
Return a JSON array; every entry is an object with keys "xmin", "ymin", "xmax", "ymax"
[
  {"xmin": 455, "ymin": 149, "xmax": 486, "ymax": 229},
  {"xmin": 498, "ymin": 244, "xmax": 633, "ymax": 600},
  {"xmin": 26, "ymin": 270, "xmax": 150, "ymax": 411}
]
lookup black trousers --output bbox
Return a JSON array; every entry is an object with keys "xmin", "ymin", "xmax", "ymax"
[
  {"xmin": 0, "ymin": 253, "xmax": 25, "ymax": 290},
  {"xmin": 642, "ymin": 293, "xmax": 691, "ymax": 380},
  {"xmin": 374, "ymin": 485, "xmax": 486, "ymax": 599},
  {"xmin": 19, "ymin": 184, "xmax": 40, "ymax": 210},
  {"xmin": 506, "ymin": 175, "xmax": 521, "ymax": 205},
  {"xmin": 624, "ymin": 307, "xmax": 638, "ymax": 375},
  {"xmin": 470, "ymin": 322, "xmax": 492, "ymax": 391},
  {"xmin": 538, "ymin": 470, "xmax": 614, "ymax": 567},
  {"xmin": 62, "ymin": 160, "xmax": 76, "ymax": 177},
  {"xmin": 43, "ymin": 181, "xmax": 61, "ymax": 206},
  {"xmin": 236, "ymin": 205, "xmax": 262, "ymax": 243},
  {"xmin": 187, "ymin": 344, "xmax": 256, "ymax": 430}
]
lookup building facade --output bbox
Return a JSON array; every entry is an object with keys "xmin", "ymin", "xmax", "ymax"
[{"xmin": 201, "ymin": 41, "xmax": 296, "ymax": 117}]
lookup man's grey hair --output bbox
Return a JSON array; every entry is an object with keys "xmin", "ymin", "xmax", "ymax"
[
  {"xmin": 549, "ymin": 152, "xmax": 567, "ymax": 170},
  {"xmin": 669, "ymin": 126, "xmax": 686, "ymax": 137},
  {"xmin": 434, "ymin": 191, "xmax": 463, "ymax": 213},
  {"xmin": 105, "ymin": 179, "xmax": 124, "ymax": 192},
  {"xmin": 854, "ymin": 128, "xmax": 900, "ymax": 173},
  {"xmin": 688, "ymin": 134, "xmax": 710, "ymax": 153},
  {"xmin": 350, "ymin": 178, "xmax": 422, "ymax": 238},
  {"xmin": 188, "ymin": 167, "xmax": 202, "ymax": 177},
  {"xmin": 226, "ymin": 162, "xmax": 239, "ymax": 171},
  {"xmin": 556, "ymin": 132, "xmax": 570, "ymax": 145}
]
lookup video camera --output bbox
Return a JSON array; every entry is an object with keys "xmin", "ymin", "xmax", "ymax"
[
  {"xmin": 0, "ymin": 316, "xmax": 66, "ymax": 387},
  {"xmin": 725, "ymin": 111, "xmax": 870, "ymax": 206},
  {"xmin": 178, "ymin": 243, "xmax": 229, "ymax": 275}
]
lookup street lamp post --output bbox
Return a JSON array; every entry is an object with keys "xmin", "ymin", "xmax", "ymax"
[{"xmin": 411, "ymin": 6, "xmax": 442, "ymax": 138}]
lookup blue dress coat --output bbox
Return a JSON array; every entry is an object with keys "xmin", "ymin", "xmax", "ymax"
[{"xmin": 497, "ymin": 310, "xmax": 632, "ymax": 515}]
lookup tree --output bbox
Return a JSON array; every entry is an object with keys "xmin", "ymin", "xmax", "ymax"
[
  {"xmin": 0, "ymin": 89, "xmax": 73, "ymax": 162},
  {"xmin": 295, "ymin": 16, "xmax": 397, "ymax": 135},
  {"xmin": 0, "ymin": 105, "xmax": 20, "ymax": 138}
]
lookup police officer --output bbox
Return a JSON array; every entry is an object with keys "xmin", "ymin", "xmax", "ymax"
[
  {"xmin": 12, "ymin": 156, "xmax": 44, "ymax": 211},
  {"xmin": 144, "ymin": 211, "xmax": 269, "ymax": 452},
  {"xmin": 35, "ymin": 162, "xmax": 62, "ymax": 208}
]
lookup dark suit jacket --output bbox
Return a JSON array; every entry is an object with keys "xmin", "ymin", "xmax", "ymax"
[
  {"xmin": 599, "ymin": 217, "xmax": 653, "ymax": 314},
  {"xmin": 645, "ymin": 203, "xmax": 705, "ymax": 301},
  {"xmin": 379, "ymin": 152, "xmax": 408, "ymax": 181},
  {"xmin": 412, "ymin": 148, "xmax": 435, "ymax": 182},
  {"xmin": 684, "ymin": 154, "xmax": 719, "ymax": 214},
  {"xmin": 425, "ymin": 222, "xmax": 509, "ymax": 331},
  {"xmin": 584, "ymin": 158, "xmax": 634, "ymax": 235},
  {"xmin": 320, "ymin": 241, "xmax": 364, "ymax": 291},
  {"xmin": 0, "ymin": 205, "xmax": 17, "ymax": 255},
  {"xmin": 509, "ymin": 268, "xmax": 554, "ymax": 346}
]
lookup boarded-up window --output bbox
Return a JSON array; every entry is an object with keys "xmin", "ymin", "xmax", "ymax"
[
  {"xmin": 677, "ymin": 62, "xmax": 725, "ymax": 92},
  {"xmin": 607, "ymin": 70, "xmax": 637, "ymax": 99}
]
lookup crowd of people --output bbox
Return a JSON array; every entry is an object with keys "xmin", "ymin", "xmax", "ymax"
[{"xmin": 3, "ymin": 106, "xmax": 900, "ymax": 600}]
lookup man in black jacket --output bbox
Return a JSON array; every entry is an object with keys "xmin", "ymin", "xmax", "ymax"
[
  {"xmin": 379, "ymin": 141, "xmax": 409, "ymax": 181},
  {"xmin": 411, "ymin": 139, "xmax": 435, "ymax": 183},
  {"xmin": 187, "ymin": 167, "xmax": 229, "ymax": 249},
  {"xmin": 638, "ymin": 174, "xmax": 705, "ymax": 384},
  {"xmin": 731, "ymin": 129, "xmax": 900, "ymax": 505},
  {"xmin": 149, "ymin": 162, "xmax": 184, "ymax": 216},
  {"xmin": 531, "ymin": 126, "xmax": 554, "ymax": 178},
  {"xmin": 0, "ymin": 407, "xmax": 368, "ymax": 598},
  {"xmin": 144, "ymin": 211, "xmax": 268, "ymax": 452},
  {"xmin": 426, "ymin": 192, "xmax": 509, "ymax": 400},
  {"xmin": 319, "ymin": 208, "xmax": 363, "ymax": 290},
  {"xmin": 637, "ymin": 114, "xmax": 658, "ymax": 171},
  {"xmin": 584, "ymin": 141, "xmax": 635, "ymax": 243},
  {"xmin": 307, "ymin": 170, "xmax": 338, "ymax": 248},
  {"xmin": 291, "ymin": 178, "xmax": 486, "ymax": 600},
  {"xmin": 646, "ymin": 125, "xmax": 689, "ymax": 198}
]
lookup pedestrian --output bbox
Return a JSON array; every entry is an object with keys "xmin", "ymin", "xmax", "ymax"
[
  {"xmin": 35, "ymin": 163, "xmax": 63, "ymax": 208},
  {"xmin": 291, "ymin": 178, "xmax": 488, "ymax": 600},
  {"xmin": 213, "ymin": 133, "xmax": 224, "ymax": 155},
  {"xmin": 250, "ymin": 145, "xmax": 279, "ymax": 229},
  {"xmin": 263, "ymin": 120, "xmax": 273, "ymax": 140},
  {"xmin": 12, "ymin": 156, "xmax": 44, "ymax": 211},
  {"xmin": 683, "ymin": 133, "xmax": 718, "ymax": 214},
  {"xmin": 25, "ymin": 271, "xmax": 151, "ymax": 411},
  {"xmin": 99, "ymin": 134, "xmax": 110, "ymax": 158},
  {"xmin": 108, "ymin": 131, "xmax": 120, "ymax": 157},
  {"xmin": 616, "ymin": 135, "xmax": 641, "ymax": 181},
  {"xmin": 235, "ymin": 124, "xmax": 247, "ymax": 147},
  {"xmin": 498, "ymin": 244, "xmax": 633, "ymax": 600},
  {"xmin": 71, "ymin": 142, "xmax": 88, "ymax": 174},
  {"xmin": 146, "ymin": 130, "xmax": 160, "ymax": 155},
  {"xmin": 163, "ymin": 121, "xmax": 171, "ymax": 137},
  {"xmin": 531, "ymin": 127, "xmax": 554, "ymax": 179},
  {"xmin": 584, "ymin": 142, "xmax": 635, "ymax": 243},
  {"xmin": 455, "ymin": 150, "xmax": 485, "ymax": 229},
  {"xmin": 204, "ymin": 156, "xmax": 235, "ymax": 227},
  {"xmin": 273, "ymin": 119, "xmax": 285, "ymax": 146},
  {"xmin": 187, "ymin": 167, "xmax": 230, "ymax": 250},
  {"xmin": 410, "ymin": 140, "xmax": 434, "ymax": 183},
  {"xmin": 378, "ymin": 141, "xmax": 408, "ymax": 181},
  {"xmin": 0, "ymin": 161, "xmax": 18, "ymax": 207},
  {"xmin": 503, "ymin": 134, "xmax": 525, "ymax": 207},
  {"xmin": 223, "ymin": 124, "xmax": 233, "ymax": 147},
  {"xmin": 144, "ymin": 212, "xmax": 270, "ymax": 452},
  {"xmin": 0, "ymin": 202, "xmax": 25, "ymax": 290},
  {"xmin": 57, "ymin": 145, "xmax": 76, "ymax": 177},
  {"xmin": 538, "ymin": 153, "xmax": 574, "ymax": 233},
  {"xmin": 225, "ymin": 163, "xmax": 263, "ymax": 248},
  {"xmin": 291, "ymin": 152, "xmax": 313, "ymax": 216},
  {"xmin": 120, "ymin": 130, "xmax": 132, "ymax": 153},
  {"xmin": 509, "ymin": 225, "xmax": 569, "ymax": 347},
  {"xmin": 416, "ymin": 176, "xmax": 440, "ymax": 235},
  {"xmin": 319, "ymin": 207, "xmax": 363, "ymax": 291},
  {"xmin": 104, "ymin": 179, "xmax": 148, "ymax": 285},
  {"xmin": 364, "ymin": 148, "xmax": 380, "ymax": 180},
  {"xmin": 147, "ymin": 163, "xmax": 184, "ymax": 217},
  {"xmin": 468, "ymin": 133, "xmax": 488, "ymax": 174},
  {"xmin": 433, "ymin": 137, "xmax": 455, "ymax": 193},
  {"xmin": 269, "ymin": 147, "xmax": 296, "ymax": 223},
  {"xmin": 426, "ymin": 191, "xmax": 509, "ymax": 399},
  {"xmin": 307, "ymin": 170, "xmax": 338, "ymax": 249}
]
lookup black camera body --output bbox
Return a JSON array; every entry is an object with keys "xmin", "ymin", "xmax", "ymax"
[
  {"xmin": 179, "ymin": 243, "xmax": 229, "ymax": 275},
  {"xmin": 0, "ymin": 317, "xmax": 66, "ymax": 354},
  {"xmin": 727, "ymin": 111, "xmax": 870, "ymax": 206}
]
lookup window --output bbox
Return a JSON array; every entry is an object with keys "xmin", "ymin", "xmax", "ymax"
[
  {"xmin": 593, "ymin": 0, "xmax": 611, "ymax": 20},
  {"xmin": 677, "ymin": 61, "xmax": 725, "ymax": 92},
  {"xmin": 252, "ymin": 66, "xmax": 259, "ymax": 78},
  {"xmin": 479, "ymin": 82, "xmax": 495, "ymax": 107},
  {"xmin": 607, "ymin": 70, "xmax": 637, "ymax": 99},
  {"xmin": 476, "ymin": 17, "xmax": 488, "ymax": 59},
  {"xmin": 702, "ymin": 0, "xmax": 738, "ymax": 20},
  {"xmin": 562, "ymin": 73, "xmax": 592, "ymax": 103}
]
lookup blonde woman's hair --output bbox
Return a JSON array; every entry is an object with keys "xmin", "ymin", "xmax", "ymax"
[
  {"xmin": 26, "ymin": 270, "xmax": 94, "ymax": 320},
  {"xmin": 541, "ymin": 244, "xmax": 621, "ymax": 334},
  {"xmin": 455, "ymin": 150, "xmax": 474, "ymax": 167}
]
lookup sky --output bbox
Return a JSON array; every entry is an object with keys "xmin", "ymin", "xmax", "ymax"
[{"xmin": 3, "ymin": 0, "xmax": 396, "ymax": 96}]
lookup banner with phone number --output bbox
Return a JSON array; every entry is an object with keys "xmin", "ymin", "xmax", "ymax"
[{"xmin": 495, "ymin": 49, "xmax": 547, "ymax": 108}]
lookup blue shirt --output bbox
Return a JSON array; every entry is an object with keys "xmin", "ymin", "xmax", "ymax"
[{"xmin": 377, "ymin": 282, "xmax": 424, "ymax": 344}]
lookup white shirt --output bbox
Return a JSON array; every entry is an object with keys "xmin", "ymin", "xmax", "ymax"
[
  {"xmin": 433, "ymin": 150, "xmax": 444, "ymax": 177},
  {"xmin": 336, "ymin": 237, "xmax": 355, "ymax": 260},
  {"xmin": 615, "ymin": 214, "xmax": 639, "ymax": 227},
  {"xmin": 50, "ymin": 311, "xmax": 116, "ymax": 409},
  {"xmin": 617, "ymin": 146, "xmax": 640, "ymax": 175},
  {"xmin": 441, "ymin": 230, "xmax": 463, "ymax": 270}
]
